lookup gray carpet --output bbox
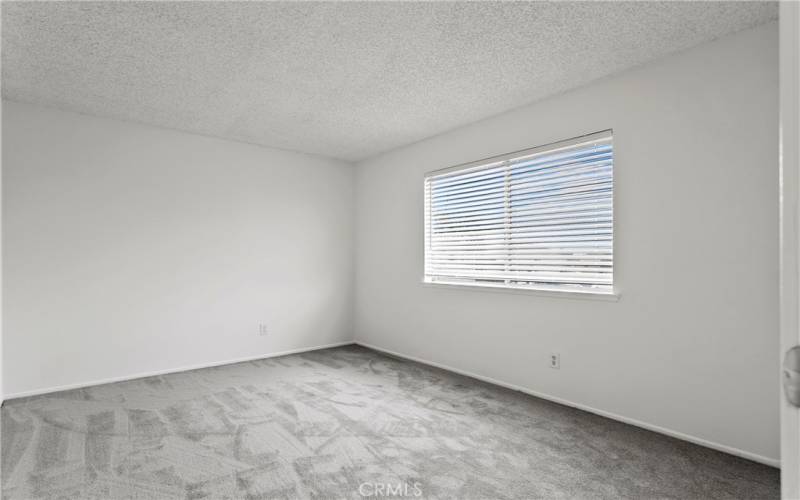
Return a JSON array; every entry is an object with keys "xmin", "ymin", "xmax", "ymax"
[{"xmin": 1, "ymin": 345, "xmax": 779, "ymax": 499}]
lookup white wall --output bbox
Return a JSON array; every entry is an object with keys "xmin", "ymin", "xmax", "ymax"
[
  {"xmin": 2, "ymin": 101, "xmax": 354, "ymax": 397},
  {"xmin": 355, "ymin": 23, "xmax": 779, "ymax": 464},
  {"xmin": 1, "ymin": 99, "xmax": 4, "ymax": 404}
]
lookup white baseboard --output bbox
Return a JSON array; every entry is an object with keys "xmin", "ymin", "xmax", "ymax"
[
  {"xmin": 3, "ymin": 340, "xmax": 356, "ymax": 401},
  {"xmin": 4, "ymin": 338, "xmax": 781, "ymax": 468},
  {"xmin": 354, "ymin": 340, "xmax": 780, "ymax": 469}
]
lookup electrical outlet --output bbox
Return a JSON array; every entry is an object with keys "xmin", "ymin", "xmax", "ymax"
[
  {"xmin": 258, "ymin": 324, "xmax": 269, "ymax": 336},
  {"xmin": 550, "ymin": 353, "xmax": 560, "ymax": 369}
]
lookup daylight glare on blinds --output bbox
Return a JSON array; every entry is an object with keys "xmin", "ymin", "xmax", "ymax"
[{"xmin": 424, "ymin": 131, "xmax": 613, "ymax": 293}]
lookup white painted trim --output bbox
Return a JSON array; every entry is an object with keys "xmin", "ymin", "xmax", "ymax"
[
  {"xmin": 3, "ymin": 340, "xmax": 355, "ymax": 401},
  {"xmin": 421, "ymin": 280, "xmax": 620, "ymax": 302},
  {"xmin": 780, "ymin": 1, "xmax": 800, "ymax": 497},
  {"xmin": 355, "ymin": 340, "xmax": 780, "ymax": 468}
]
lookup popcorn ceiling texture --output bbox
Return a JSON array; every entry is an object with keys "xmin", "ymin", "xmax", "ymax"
[{"xmin": 1, "ymin": 1, "xmax": 777, "ymax": 161}]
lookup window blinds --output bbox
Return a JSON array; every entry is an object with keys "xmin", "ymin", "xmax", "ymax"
[{"xmin": 424, "ymin": 130, "xmax": 613, "ymax": 294}]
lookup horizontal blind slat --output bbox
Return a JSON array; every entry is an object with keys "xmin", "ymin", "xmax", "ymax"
[
  {"xmin": 427, "ymin": 271, "xmax": 613, "ymax": 285},
  {"xmin": 435, "ymin": 178, "xmax": 611, "ymax": 211},
  {"xmin": 432, "ymin": 192, "xmax": 612, "ymax": 221},
  {"xmin": 431, "ymin": 229, "xmax": 613, "ymax": 244},
  {"xmin": 428, "ymin": 264, "xmax": 612, "ymax": 273},
  {"xmin": 433, "ymin": 217, "xmax": 612, "ymax": 233}
]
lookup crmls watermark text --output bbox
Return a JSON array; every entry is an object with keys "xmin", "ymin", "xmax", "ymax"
[{"xmin": 358, "ymin": 481, "xmax": 423, "ymax": 497}]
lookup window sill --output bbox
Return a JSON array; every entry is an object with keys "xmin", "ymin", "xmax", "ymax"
[{"xmin": 421, "ymin": 280, "xmax": 620, "ymax": 302}]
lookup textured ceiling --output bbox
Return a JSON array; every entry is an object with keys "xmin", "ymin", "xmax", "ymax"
[{"xmin": 2, "ymin": 1, "xmax": 778, "ymax": 162}]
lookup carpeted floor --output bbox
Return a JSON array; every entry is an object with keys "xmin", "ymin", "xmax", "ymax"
[{"xmin": 1, "ymin": 345, "xmax": 779, "ymax": 499}]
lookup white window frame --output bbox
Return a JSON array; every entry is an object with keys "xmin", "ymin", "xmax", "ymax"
[{"xmin": 422, "ymin": 130, "xmax": 617, "ymax": 300}]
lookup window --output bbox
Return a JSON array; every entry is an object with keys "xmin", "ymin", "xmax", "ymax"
[{"xmin": 424, "ymin": 130, "xmax": 613, "ymax": 295}]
